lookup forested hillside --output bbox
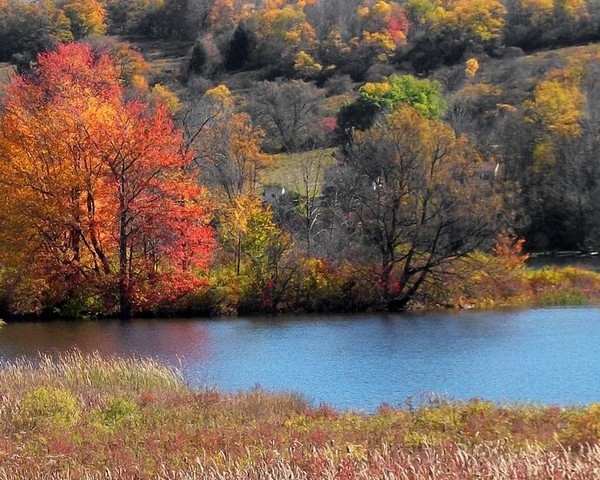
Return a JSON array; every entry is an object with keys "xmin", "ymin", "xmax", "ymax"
[{"xmin": 2, "ymin": 0, "xmax": 600, "ymax": 318}]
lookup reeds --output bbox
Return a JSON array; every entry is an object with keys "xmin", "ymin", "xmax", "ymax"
[{"xmin": 0, "ymin": 350, "xmax": 185, "ymax": 392}]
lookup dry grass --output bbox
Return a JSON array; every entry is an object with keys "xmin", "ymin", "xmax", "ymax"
[
  {"xmin": 0, "ymin": 350, "xmax": 184, "ymax": 393},
  {"xmin": 1, "ymin": 352, "xmax": 600, "ymax": 479},
  {"xmin": 2, "ymin": 443, "xmax": 600, "ymax": 479},
  {"xmin": 129, "ymin": 37, "xmax": 192, "ymax": 95},
  {"xmin": 260, "ymin": 148, "xmax": 336, "ymax": 191}
]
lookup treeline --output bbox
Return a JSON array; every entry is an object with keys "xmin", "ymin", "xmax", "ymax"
[
  {"xmin": 3, "ymin": 1, "xmax": 600, "ymax": 318},
  {"xmin": 3, "ymin": 0, "xmax": 600, "ymax": 77},
  {"xmin": 0, "ymin": 43, "xmax": 522, "ymax": 319},
  {"xmin": 441, "ymin": 44, "xmax": 600, "ymax": 251}
]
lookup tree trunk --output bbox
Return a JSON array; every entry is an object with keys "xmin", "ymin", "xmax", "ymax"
[{"xmin": 118, "ymin": 201, "xmax": 131, "ymax": 320}]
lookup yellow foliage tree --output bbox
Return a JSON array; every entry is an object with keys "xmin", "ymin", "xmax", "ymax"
[
  {"xmin": 255, "ymin": 5, "xmax": 315, "ymax": 46},
  {"xmin": 465, "ymin": 57, "xmax": 479, "ymax": 78},
  {"xmin": 293, "ymin": 50, "xmax": 323, "ymax": 77},
  {"xmin": 344, "ymin": 104, "xmax": 502, "ymax": 309},
  {"xmin": 150, "ymin": 84, "xmax": 181, "ymax": 113},
  {"xmin": 187, "ymin": 87, "xmax": 271, "ymax": 202},
  {"xmin": 63, "ymin": 0, "xmax": 107, "ymax": 38},
  {"xmin": 518, "ymin": 0, "xmax": 554, "ymax": 19},
  {"xmin": 220, "ymin": 194, "xmax": 289, "ymax": 278},
  {"xmin": 443, "ymin": 0, "xmax": 506, "ymax": 42},
  {"xmin": 355, "ymin": 0, "xmax": 409, "ymax": 58},
  {"xmin": 559, "ymin": 0, "xmax": 587, "ymax": 19},
  {"xmin": 526, "ymin": 75, "xmax": 584, "ymax": 137}
]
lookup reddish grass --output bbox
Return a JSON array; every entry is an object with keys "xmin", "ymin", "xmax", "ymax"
[{"xmin": 1, "ymin": 352, "xmax": 600, "ymax": 479}]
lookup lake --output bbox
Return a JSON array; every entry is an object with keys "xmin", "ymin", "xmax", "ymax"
[{"xmin": 1, "ymin": 307, "xmax": 600, "ymax": 411}]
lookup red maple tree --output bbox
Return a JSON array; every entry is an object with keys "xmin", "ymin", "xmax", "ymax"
[{"xmin": 0, "ymin": 43, "xmax": 214, "ymax": 318}]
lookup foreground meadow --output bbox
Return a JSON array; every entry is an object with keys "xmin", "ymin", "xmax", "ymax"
[{"xmin": 1, "ymin": 352, "xmax": 600, "ymax": 479}]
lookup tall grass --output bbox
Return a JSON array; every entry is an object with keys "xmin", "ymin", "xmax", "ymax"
[
  {"xmin": 0, "ymin": 350, "xmax": 184, "ymax": 392},
  {"xmin": 1, "ymin": 352, "xmax": 600, "ymax": 479},
  {"xmin": 1, "ymin": 443, "xmax": 600, "ymax": 479}
]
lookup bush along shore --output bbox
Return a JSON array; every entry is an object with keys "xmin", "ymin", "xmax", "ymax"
[{"xmin": 1, "ymin": 352, "xmax": 600, "ymax": 479}]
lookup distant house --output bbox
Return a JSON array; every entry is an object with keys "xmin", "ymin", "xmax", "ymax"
[
  {"xmin": 262, "ymin": 185, "xmax": 287, "ymax": 205},
  {"xmin": 475, "ymin": 161, "xmax": 502, "ymax": 183}
]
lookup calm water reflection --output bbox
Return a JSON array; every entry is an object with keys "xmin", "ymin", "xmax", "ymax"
[{"xmin": 1, "ymin": 308, "xmax": 600, "ymax": 411}]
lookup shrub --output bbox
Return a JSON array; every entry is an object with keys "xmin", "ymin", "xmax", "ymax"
[
  {"xmin": 99, "ymin": 396, "xmax": 139, "ymax": 430},
  {"xmin": 17, "ymin": 386, "xmax": 80, "ymax": 431}
]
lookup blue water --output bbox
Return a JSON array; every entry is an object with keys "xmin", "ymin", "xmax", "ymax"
[{"xmin": 1, "ymin": 307, "xmax": 599, "ymax": 411}]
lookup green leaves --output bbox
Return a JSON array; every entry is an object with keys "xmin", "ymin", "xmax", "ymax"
[{"xmin": 359, "ymin": 74, "xmax": 447, "ymax": 119}]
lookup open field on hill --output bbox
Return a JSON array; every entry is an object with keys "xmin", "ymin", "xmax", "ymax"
[{"xmin": 260, "ymin": 148, "xmax": 336, "ymax": 191}]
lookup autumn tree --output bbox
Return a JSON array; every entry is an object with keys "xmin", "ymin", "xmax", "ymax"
[
  {"xmin": 246, "ymin": 79, "xmax": 326, "ymax": 152},
  {"xmin": 521, "ymin": 65, "xmax": 600, "ymax": 249},
  {"xmin": 217, "ymin": 194, "xmax": 292, "ymax": 312},
  {"xmin": 503, "ymin": 0, "xmax": 594, "ymax": 50},
  {"xmin": 337, "ymin": 74, "xmax": 446, "ymax": 146},
  {"xmin": 331, "ymin": 105, "xmax": 503, "ymax": 309},
  {"xmin": 355, "ymin": 0, "xmax": 410, "ymax": 60},
  {"xmin": 180, "ymin": 85, "xmax": 270, "ymax": 201},
  {"xmin": 0, "ymin": 43, "xmax": 214, "ymax": 318},
  {"xmin": 249, "ymin": 0, "xmax": 317, "ymax": 66},
  {"xmin": 87, "ymin": 37, "xmax": 150, "ymax": 88},
  {"xmin": 405, "ymin": 0, "xmax": 506, "ymax": 71},
  {"xmin": 62, "ymin": 0, "xmax": 108, "ymax": 38},
  {"xmin": 0, "ymin": 0, "xmax": 72, "ymax": 63}
]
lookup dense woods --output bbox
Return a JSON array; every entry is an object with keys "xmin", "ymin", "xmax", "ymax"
[{"xmin": 2, "ymin": 0, "xmax": 600, "ymax": 318}]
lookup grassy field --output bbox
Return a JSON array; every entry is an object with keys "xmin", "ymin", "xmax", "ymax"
[
  {"xmin": 260, "ymin": 148, "xmax": 336, "ymax": 192},
  {"xmin": 1, "ymin": 351, "xmax": 600, "ymax": 479}
]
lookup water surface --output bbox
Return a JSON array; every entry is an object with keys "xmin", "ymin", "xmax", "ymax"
[{"xmin": 1, "ymin": 308, "xmax": 599, "ymax": 411}]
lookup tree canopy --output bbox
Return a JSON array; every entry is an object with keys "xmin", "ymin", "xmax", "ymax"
[{"xmin": 0, "ymin": 44, "xmax": 214, "ymax": 318}]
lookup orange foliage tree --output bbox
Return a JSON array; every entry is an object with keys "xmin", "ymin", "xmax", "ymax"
[
  {"xmin": 356, "ymin": 0, "xmax": 409, "ymax": 59},
  {"xmin": 0, "ymin": 43, "xmax": 214, "ymax": 318}
]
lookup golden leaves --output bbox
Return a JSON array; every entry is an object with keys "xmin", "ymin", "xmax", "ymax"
[
  {"xmin": 526, "ymin": 76, "xmax": 584, "ymax": 137},
  {"xmin": 465, "ymin": 58, "xmax": 479, "ymax": 78}
]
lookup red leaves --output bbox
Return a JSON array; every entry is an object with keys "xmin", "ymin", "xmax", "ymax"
[{"xmin": 0, "ymin": 42, "xmax": 214, "ymax": 316}]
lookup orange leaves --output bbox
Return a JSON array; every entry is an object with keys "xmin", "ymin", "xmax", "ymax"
[
  {"xmin": 465, "ymin": 58, "xmax": 479, "ymax": 78},
  {"xmin": 0, "ymin": 42, "xmax": 214, "ymax": 316},
  {"xmin": 208, "ymin": 0, "xmax": 252, "ymax": 32},
  {"xmin": 492, "ymin": 234, "xmax": 529, "ymax": 270},
  {"xmin": 13, "ymin": 43, "xmax": 122, "ymax": 106}
]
